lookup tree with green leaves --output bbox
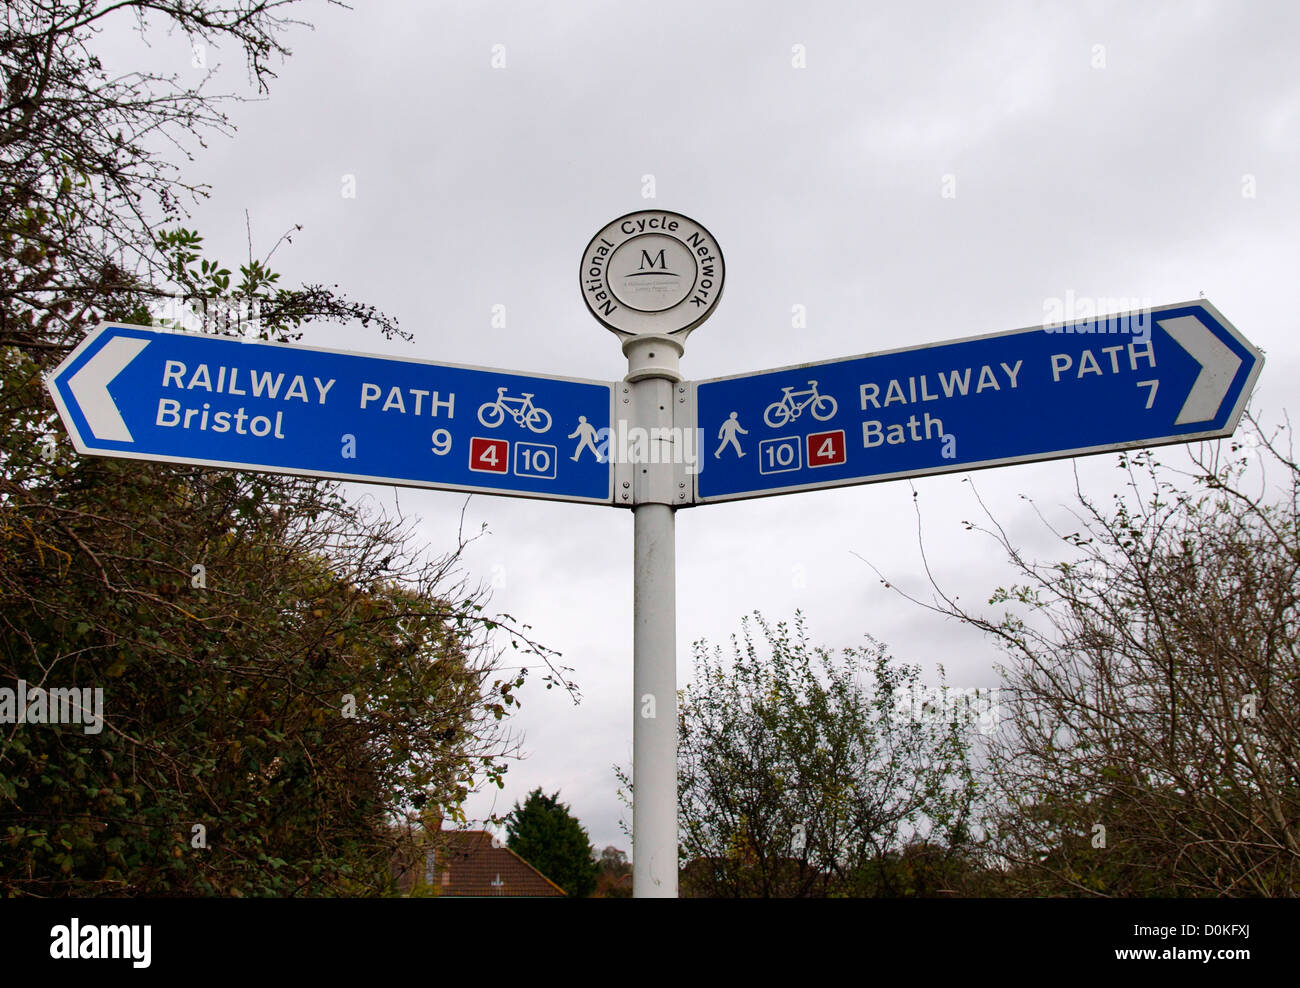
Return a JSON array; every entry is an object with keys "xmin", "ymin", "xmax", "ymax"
[
  {"xmin": 505, "ymin": 789, "xmax": 599, "ymax": 898},
  {"xmin": 0, "ymin": 196, "xmax": 558, "ymax": 893},
  {"xmin": 619, "ymin": 612, "xmax": 983, "ymax": 897},
  {"xmin": 1, "ymin": 0, "xmax": 571, "ymax": 896}
]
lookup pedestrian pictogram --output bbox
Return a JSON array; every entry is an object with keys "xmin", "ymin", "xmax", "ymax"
[
  {"xmin": 569, "ymin": 416, "xmax": 603, "ymax": 461},
  {"xmin": 714, "ymin": 411, "xmax": 748, "ymax": 458}
]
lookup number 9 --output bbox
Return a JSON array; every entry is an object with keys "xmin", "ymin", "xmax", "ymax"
[{"xmin": 431, "ymin": 429, "xmax": 452, "ymax": 455}]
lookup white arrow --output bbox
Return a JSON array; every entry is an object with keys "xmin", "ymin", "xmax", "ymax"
[
  {"xmin": 1158, "ymin": 315, "xmax": 1242, "ymax": 425},
  {"xmin": 67, "ymin": 335, "xmax": 151, "ymax": 442}
]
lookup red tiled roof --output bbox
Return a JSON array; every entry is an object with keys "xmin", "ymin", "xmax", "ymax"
[{"xmin": 393, "ymin": 830, "xmax": 566, "ymax": 897}]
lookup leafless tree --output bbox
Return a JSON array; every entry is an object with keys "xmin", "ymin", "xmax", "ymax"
[{"xmin": 869, "ymin": 413, "xmax": 1299, "ymax": 895}]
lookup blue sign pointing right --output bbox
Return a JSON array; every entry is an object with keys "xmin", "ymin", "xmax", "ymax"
[{"xmin": 694, "ymin": 300, "xmax": 1263, "ymax": 503}]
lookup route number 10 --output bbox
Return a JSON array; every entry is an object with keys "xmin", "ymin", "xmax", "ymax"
[
  {"xmin": 514, "ymin": 442, "xmax": 557, "ymax": 480},
  {"xmin": 759, "ymin": 437, "xmax": 802, "ymax": 475}
]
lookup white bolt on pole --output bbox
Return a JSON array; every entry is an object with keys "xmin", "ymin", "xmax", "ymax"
[{"xmin": 624, "ymin": 333, "xmax": 684, "ymax": 898}]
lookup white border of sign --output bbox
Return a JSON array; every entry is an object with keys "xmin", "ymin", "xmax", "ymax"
[
  {"xmin": 688, "ymin": 299, "xmax": 1264, "ymax": 505},
  {"xmin": 47, "ymin": 322, "xmax": 617, "ymax": 506}
]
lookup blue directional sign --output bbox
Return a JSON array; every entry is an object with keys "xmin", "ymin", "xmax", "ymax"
[
  {"xmin": 694, "ymin": 300, "xmax": 1263, "ymax": 503},
  {"xmin": 48, "ymin": 323, "xmax": 614, "ymax": 504}
]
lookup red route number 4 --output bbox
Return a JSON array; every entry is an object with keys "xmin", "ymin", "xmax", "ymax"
[
  {"xmin": 470, "ymin": 437, "xmax": 509, "ymax": 474},
  {"xmin": 806, "ymin": 429, "xmax": 846, "ymax": 468}
]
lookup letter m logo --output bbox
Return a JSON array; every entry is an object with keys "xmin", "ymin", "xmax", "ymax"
[{"xmin": 639, "ymin": 249, "xmax": 667, "ymax": 270}]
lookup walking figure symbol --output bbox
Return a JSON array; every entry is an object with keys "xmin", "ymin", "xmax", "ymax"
[
  {"xmin": 569, "ymin": 415, "xmax": 603, "ymax": 461},
  {"xmin": 715, "ymin": 411, "xmax": 748, "ymax": 458}
]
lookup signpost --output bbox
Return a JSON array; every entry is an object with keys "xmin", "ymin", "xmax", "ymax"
[
  {"xmin": 47, "ymin": 324, "xmax": 614, "ymax": 504},
  {"xmin": 691, "ymin": 301, "xmax": 1262, "ymax": 503},
  {"xmin": 579, "ymin": 210, "xmax": 726, "ymax": 898},
  {"xmin": 46, "ymin": 209, "xmax": 1265, "ymax": 900}
]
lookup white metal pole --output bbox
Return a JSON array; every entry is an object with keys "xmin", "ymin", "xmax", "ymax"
[
  {"xmin": 632, "ymin": 501, "xmax": 676, "ymax": 897},
  {"xmin": 624, "ymin": 335, "xmax": 683, "ymax": 898}
]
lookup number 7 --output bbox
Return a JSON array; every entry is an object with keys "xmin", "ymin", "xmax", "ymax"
[{"xmin": 1137, "ymin": 379, "xmax": 1158, "ymax": 409}]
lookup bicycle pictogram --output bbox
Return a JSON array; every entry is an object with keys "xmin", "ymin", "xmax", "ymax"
[
  {"xmin": 477, "ymin": 387, "xmax": 553, "ymax": 433},
  {"xmin": 763, "ymin": 380, "xmax": 838, "ymax": 428}
]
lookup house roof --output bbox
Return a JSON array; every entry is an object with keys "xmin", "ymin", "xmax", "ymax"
[{"xmin": 394, "ymin": 830, "xmax": 566, "ymax": 897}]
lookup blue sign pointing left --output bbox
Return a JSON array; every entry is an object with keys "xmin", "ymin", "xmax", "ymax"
[{"xmin": 47, "ymin": 323, "xmax": 614, "ymax": 504}]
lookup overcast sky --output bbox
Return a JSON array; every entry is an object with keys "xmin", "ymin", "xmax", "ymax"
[{"xmin": 107, "ymin": 0, "xmax": 1300, "ymax": 852}]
